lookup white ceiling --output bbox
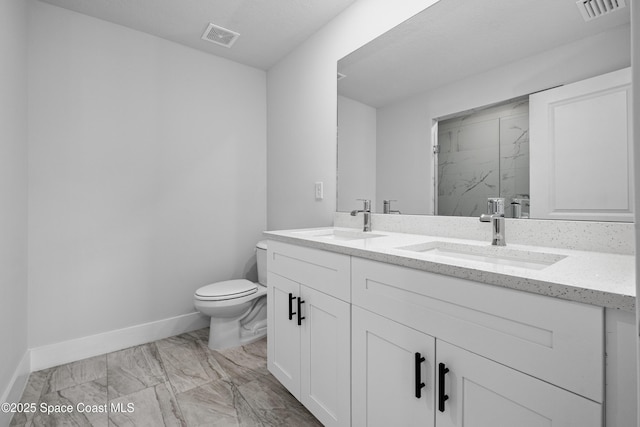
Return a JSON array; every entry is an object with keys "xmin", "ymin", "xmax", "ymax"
[
  {"xmin": 38, "ymin": 0, "xmax": 358, "ymax": 70},
  {"xmin": 338, "ymin": 0, "xmax": 631, "ymax": 107}
]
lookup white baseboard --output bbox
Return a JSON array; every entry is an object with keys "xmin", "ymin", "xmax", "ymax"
[
  {"xmin": 30, "ymin": 312, "xmax": 209, "ymax": 371},
  {"xmin": 0, "ymin": 350, "xmax": 31, "ymax": 427}
]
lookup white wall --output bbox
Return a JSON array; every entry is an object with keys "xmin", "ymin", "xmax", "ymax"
[
  {"xmin": 376, "ymin": 100, "xmax": 434, "ymax": 215},
  {"xmin": 267, "ymin": 0, "xmax": 440, "ymax": 230},
  {"xmin": 633, "ymin": 0, "xmax": 640, "ymax": 423},
  {"xmin": 28, "ymin": 1, "xmax": 267, "ymax": 348},
  {"xmin": 0, "ymin": 0, "xmax": 29, "ymax": 414},
  {"xmin": 376, "ymin": 26, "xmax": 631, "ymax": 216},
  {"xmin": 337, "ymin": 96, "xmax": 376, "ymax": 212}
]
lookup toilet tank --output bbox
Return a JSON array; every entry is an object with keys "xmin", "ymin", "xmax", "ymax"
[{"xmin": 256, "ymin": 240, "xmax": 268, "ymax": 285}]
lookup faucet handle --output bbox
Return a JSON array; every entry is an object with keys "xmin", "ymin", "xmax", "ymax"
[
  {"xmin": 486, "ymin": 197, "xmax": 505, "ymax": 216},
  {"xmin": 383, "ymin": 199, "xmax": 397, "ymax": 214},
  {"xmin": 356, "ymin": 199, "xmax": 371, "ymax": 211}
]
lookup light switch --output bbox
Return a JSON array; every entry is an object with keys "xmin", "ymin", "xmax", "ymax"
[{"xmin": 315, "ymin": 182, "xmax": 324, "ymax": 200}]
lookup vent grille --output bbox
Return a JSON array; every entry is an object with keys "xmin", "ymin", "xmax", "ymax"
[
  {"xmin": 201, "ymin": 23, "xmax": 240, "ymax": 48},
  {"xmin": 576, "ymin": 0, "xmax": 626, "ymax": 21}
]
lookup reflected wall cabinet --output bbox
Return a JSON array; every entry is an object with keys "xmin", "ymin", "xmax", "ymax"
[{"xmin": 530, "ymin": 67, "xmax": 633, "ymax": 222}]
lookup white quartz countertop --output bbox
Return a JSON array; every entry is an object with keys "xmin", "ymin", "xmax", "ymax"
[{"xmin": 264, "ymin": 227, "xmax": 636, "ymax": 312}]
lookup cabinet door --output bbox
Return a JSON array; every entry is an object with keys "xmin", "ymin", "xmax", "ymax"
[
  {"xmin": 435, "ymin": 341, "xmax": 602, "ymax": 427},
  {"xmin": 267, "ymin": 272, "xmax": 301, "ymax": 398},
  {"xmin": 530, "ymin": 67, "xmax": 632, "ymax": 221},
  {"xmin": 352, "ymin": 257, "xmax": 604, "ymax": 402},
  {"xmin": 300, "ymin": 286, "xmax": 351, "ymax": 427},
  {"xmin": 352, "ymin": 306, "xmax": 435, "ymax": 427}
]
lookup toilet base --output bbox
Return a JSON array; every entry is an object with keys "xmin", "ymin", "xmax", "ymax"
[
  {"xmin": 206, "ymin": 296, "xmax": 267, "ymax": 350},
  {"xmin": 207, "ymin": 317, "xmax": 267, "ymax": 350}
]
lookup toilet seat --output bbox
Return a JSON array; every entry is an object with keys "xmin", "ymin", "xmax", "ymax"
[{"xmin": 195, "ymin": 279, "xmax": 257, "ymax": 301}]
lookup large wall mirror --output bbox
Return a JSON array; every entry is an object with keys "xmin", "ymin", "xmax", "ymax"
[{"xmin": 337, "ymin": 0, "xmax": 631, "ymax": 221}]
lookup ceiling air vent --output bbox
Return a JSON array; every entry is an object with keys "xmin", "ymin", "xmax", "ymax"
[
  {"xmin": 576, "ymin": 0, "xmax": 626, "ymax": 21},
  {"xmin": 201, "ymin": 23, "xmax": 240, "ymax": 48}
]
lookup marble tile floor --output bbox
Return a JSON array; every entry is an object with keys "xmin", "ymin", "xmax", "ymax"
[{"xmin": 10, "ymin": 329, "xmax": 323, "ymax": 427}]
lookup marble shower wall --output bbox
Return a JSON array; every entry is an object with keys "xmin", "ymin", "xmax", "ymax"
[{"xmin": 437, "ymin": 100, "xmax": 529, "ymax": 217}]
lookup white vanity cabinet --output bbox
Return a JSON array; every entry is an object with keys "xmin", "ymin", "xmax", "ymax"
[
  {"xmin": 435, "ymin": 340, "xmax": 601, "ymax": 426},
  {"xmin": 351, "ymin": 258, "xmax": 603, "ymax": 426},
  {"xmin": 352, "ymin": 306, "xmax": 436, "ymax": 427},
  {"xmin": 353, "ymin": 307, "xmax": 601, "ymax": 427},
  {"xmin": 266, "ymin": 241, "xmax": 351, "ymax": 427},
  {"xmin": 264, "ymin": 238, "xmax": 631, "ymax": 426}
]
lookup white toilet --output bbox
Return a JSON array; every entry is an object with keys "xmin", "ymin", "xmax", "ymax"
[{"xmin": 194, "ymin": 241, "xmax": 268, "ymax": 350}]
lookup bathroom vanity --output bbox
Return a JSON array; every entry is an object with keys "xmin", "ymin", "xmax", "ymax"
[
  {"xmin": 281, "ymin": 0, "xmax": 635, "ymax": 424},
  {"xmin": 264, "ymin": 221, "xmax": 635, "ymax": 427}
]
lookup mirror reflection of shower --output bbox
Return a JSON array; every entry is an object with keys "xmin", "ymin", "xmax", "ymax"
[{"xmin": 435, "ymin": 98, "xmax": 530, "ymax": 218}]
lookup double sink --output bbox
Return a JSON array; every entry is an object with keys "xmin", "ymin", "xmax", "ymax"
[{"xmin": 291, "ymin": 228, "xmax": 565, "ymax": 270}]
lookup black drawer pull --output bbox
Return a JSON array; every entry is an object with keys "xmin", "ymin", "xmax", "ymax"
[
  {"xmin": 438, "ymin": 362, "xmax": 450, "ymax": 412},
  {"xmin": 415, "ymin": 352, "xmax": 426, "ymax": 398},
  {"xmin": 297, "ymin": 298, "xmax": 305, "ymax": 325},
  {"xmin": 288, "ymin": 293, "xmax": 296, "ymax": 320}
]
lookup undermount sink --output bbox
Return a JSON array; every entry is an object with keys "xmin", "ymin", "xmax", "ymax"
[
  {"xmin": 395, "ymin": 241, "xmax": 566, "ymax": 270},
  {"xmin": 292, "ymin": 229, "xmax": 385, "ymax": 241}
]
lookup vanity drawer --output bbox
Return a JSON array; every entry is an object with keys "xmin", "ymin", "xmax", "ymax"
[
  {"xmin": 267, "ymin": 241, "xmax": 351, "ymax": 302},
  {"xmin": 351, "ymin": 257, "xmax": 604, "ymax": 402}
]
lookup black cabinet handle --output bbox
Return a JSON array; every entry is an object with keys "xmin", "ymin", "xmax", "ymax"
[
  {"xmin": 414, "ymin": 352, "xmax": 426, "ymax": 398},
  {"xmin": 288, "ymin": 293, "xmax": 296, "ymax": 320},
  {"xmin": 297, "ymin": 298, "xmax": 305, "ymax": 325},
  {"xmin": 438, "ymin": 362, "xmax": 450, "ymax": 412}
]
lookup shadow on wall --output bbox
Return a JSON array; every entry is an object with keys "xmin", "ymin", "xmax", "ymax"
[{"xmin": 243, "ymin": 253, "xmax": 258, "ymax": 283}]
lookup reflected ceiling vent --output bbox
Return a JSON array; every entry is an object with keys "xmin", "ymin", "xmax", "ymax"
[
  {"xmin": 337, "ymin": 72, "xmax": 346, "ymax": 81},
  {"xmin": 576, "ymin": 0, "xmax": 626, "ymax": 21},
  {"xmin": 201, "ymin": 23, "xmax": 240, "ymax": 48}
]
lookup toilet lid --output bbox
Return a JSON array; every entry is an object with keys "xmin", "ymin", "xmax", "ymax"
[{"xmin": 195, "ymin": 279, "xmax": 258, "ymax": 301}]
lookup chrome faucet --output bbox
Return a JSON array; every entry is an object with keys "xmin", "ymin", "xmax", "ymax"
[
  {"xmin": 350, "ymin": 199, "xmax": 372, "ymax": 232},
  {"xmin": 511, "ymin": 195, "xmax": 530, "ymax": 219},
  {"xmin": 479, "ymin": 197, "xmax": 506, "ymax": 246},
  {"xmin": 383, "ymin": 199, "xmax": 401, "ymax": 214}
]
